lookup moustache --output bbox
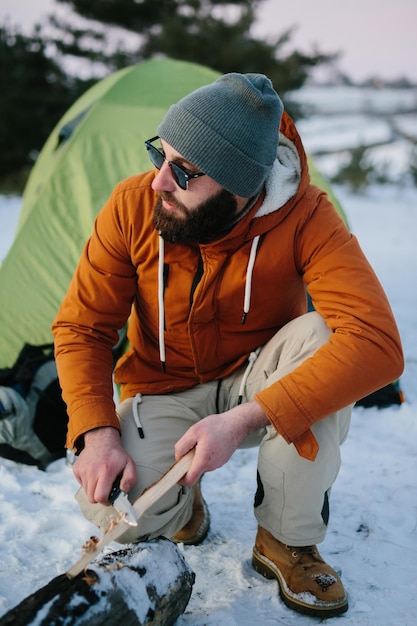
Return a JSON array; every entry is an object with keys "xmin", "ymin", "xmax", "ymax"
[
  {"xmin": 158, "ymin": 192, "xmax": 189, "ymax": 216},
  {"xmin": 159, "ymin": 191, "xmax": 177, "ymax": 205}
]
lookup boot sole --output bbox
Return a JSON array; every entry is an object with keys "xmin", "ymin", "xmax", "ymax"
[{"xmin": 252, "ymin": 547, "xmax": 348, "ymax": 618}]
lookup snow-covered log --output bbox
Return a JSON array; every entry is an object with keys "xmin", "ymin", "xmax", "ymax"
[{"xmin": 0, "ymin": 539, "xmax": 194, "ymax": 626}]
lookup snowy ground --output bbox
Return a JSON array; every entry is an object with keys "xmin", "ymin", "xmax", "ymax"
[{"xmin": 0, "ymin": 86, "xmax": 416, "ymax": 624}]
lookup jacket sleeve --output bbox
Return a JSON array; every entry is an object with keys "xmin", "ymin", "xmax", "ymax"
[
  {"xmin": 52, "ymin": 183, "xmax": 138, "ymax": 450},
  {"xmin": 254, "ymin": 188, "xmax": 404, "ymax": 460}
]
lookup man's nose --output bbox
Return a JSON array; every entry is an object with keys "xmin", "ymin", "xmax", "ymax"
[{"xmin": 151, "ymin": 162, "xmax": 176, "ymax": 192}]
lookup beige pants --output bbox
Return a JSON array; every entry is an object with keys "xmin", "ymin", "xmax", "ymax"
[{"xmin": 77, "ymin": 312, "xmax": 352, "ymax": 546}]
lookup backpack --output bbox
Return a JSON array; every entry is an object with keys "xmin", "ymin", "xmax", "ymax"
[{"xmin": 0, "ymin": 343, "xmax": 68, "ymax": 469}]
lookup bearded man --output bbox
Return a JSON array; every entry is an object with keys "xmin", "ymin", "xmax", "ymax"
[{"xmin": 53, "ymin": 72, "xmax": 403, "ymax": 618}]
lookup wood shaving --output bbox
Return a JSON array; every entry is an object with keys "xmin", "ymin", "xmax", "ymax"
[{"xmin": 81, "ymin": 536, "xmax": 99, "ymax": 553}]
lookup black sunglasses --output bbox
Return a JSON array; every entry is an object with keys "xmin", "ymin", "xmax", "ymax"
[{"xmin": 145, "ymin": 136, "xmax": 205, "ymax": 190}]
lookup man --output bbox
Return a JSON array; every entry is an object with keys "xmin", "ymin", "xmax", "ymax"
[{"xmin": 52, "ymin": 73, "xmax": 403, "ymax": 618}]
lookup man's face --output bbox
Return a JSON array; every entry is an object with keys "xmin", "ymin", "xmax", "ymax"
[{"xmin": 151, "ymin": 139, "xmax": 248, "ymax": 244}]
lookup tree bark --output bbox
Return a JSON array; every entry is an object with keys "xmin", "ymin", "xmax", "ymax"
[{"xmin": 0, "ymin": 539, "xmax": 194, "ymax": 626}]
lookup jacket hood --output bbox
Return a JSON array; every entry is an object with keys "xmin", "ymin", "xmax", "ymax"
[
  {"xmin": 250, "ymin": 111, "xmax": 309, "ymax": 233},
  {"xmin": 256, "ymin": 133, "xmax": 301, "ymax": 217}
]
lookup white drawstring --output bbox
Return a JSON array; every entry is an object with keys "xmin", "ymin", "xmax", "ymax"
[
  {"xmin": 132, "ymin": 393, "xmax": 144, "ymax": 438},
  {"xmin": 158, "ymin": 233, "xmax": 166, "ymax": 372},
  {"xmin": 237, "ymin": 346, "xmax": 261, "ymax": 404},
  {"xmin": 241, "ymin": 235, "xmax": 260, "ymax": 324}
]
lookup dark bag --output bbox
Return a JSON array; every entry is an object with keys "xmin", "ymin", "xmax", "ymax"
[{"xmin": 0, "ymin": 343, "xmax": 68, "ymax": 469}]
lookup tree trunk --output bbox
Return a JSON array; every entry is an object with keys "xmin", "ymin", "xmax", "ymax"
[{"xmin": 0, "ymin": 539, "xmax": 194, "ymax": 626}]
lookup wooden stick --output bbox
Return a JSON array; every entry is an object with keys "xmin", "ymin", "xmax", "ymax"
[{"xmin": 66, "ymin": 449, "xmax": 195, "ymax": 579}]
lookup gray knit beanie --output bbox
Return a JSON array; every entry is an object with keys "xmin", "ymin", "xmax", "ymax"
[{"xmin": 157, "ymin": 73, "xmax": 283, "ymax": 197}]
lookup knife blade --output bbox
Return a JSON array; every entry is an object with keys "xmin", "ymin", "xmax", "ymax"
[{"xmin": 108, "ymin": 477, "xmax": 138, "ymax": 527}]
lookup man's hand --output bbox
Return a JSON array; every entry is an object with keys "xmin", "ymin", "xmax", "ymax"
[
  {"xmin": 174, "ymin": 400, "xmax": 269, "ymax": 486},
  {"xmin": 73, "ymin": 426, "xmax": 137, "ymax": 505}
]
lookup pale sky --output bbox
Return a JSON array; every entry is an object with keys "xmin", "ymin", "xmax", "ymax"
[{"xmin": 1, "ymin": 0, "xmax": 416, "ymax": 82}]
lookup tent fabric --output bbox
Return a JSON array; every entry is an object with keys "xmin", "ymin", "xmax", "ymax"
[{"xmin": 0, "ymin": 58, "xmax": 347, "ymax": 369}]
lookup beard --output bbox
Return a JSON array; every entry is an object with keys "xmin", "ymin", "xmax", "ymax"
[{"xmin": 153, "ymin": 188, "xmax": 239, "ymax": 244}]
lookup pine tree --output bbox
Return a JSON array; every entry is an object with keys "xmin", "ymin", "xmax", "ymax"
[
  {"xmin": 0, "ymin": 22, "xmax": 91, "ymax": 189},
  {"xmin": 52, "ymin": 0, "xmax": 334, "ymax": 97},
  {"xmin": 1, "ymin": 1, "xmax": 336, "ymax": 185}
]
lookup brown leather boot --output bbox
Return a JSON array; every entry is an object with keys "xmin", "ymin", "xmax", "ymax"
[
  {"xmin": 171, "ymin": 482, "xmax": 210, "ymax": 546},
  {"xmin": 252, "ymin": 526, "xmax": 348, "ymax": 617}
]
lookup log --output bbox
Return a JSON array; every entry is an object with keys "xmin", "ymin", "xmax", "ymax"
[{"xmin": 0, "ymin": 539, "xmax": 195, "ymax": 626}]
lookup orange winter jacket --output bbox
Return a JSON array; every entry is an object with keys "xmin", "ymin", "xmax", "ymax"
[{"xmin": 52, "ymin": 113, "xmax": 403, "ymax": 459}]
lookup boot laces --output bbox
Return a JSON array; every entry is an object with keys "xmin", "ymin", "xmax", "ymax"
[{"xmin": 288, "ymin": 545, "xmax": 316, "ymax": 558}]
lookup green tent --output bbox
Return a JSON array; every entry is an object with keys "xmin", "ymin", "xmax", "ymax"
[{"xmin": 0, "ymin": 58, "xmax": 346, "ymax": 369}]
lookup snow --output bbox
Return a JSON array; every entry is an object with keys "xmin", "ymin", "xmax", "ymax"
[
  {"xmin": 1, "ymin": 86, "xmax": 417, "ymax": 625},
  {"xmin": 288, "ymin": 86, "xmax": 417, "ymax": 116},
  {"xmin": 296, "ymin": 114, "xmax": 394, "ymax": 154}
]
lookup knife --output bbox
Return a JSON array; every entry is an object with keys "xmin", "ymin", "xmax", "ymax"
[
  {"xmin": 108, "ymin": 477, "xmax": 138, "ymax": 527},
  {"xmin": 66, "ymin": 449, "xmax": 195, "ymax": 579}
]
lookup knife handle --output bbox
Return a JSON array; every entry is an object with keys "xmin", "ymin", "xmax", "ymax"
[{"xmin": 108, "ymin": 475, "xmax": 122, "ymax": 505}]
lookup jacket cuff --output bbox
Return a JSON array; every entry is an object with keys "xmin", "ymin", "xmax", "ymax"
[
  {"xmin": 254, "ymin": 383, "xmax": 319, "ymax": 461},
  {"xmin": 66, "ymin": 401, "xmax": 121, "ymax": 452}
]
